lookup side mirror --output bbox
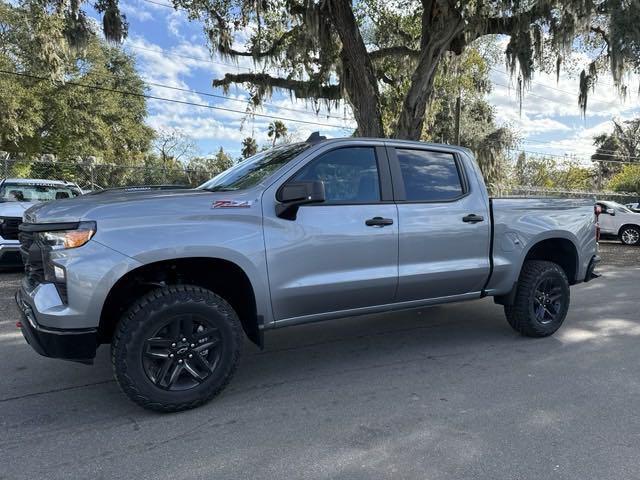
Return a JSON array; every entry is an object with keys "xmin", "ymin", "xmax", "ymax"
[
  {"xmin": 606, "ymin": 208, "xmax": 616, "ymax": 216},
  {"xmin": 276, "ymin": 180, "xmax": 325, "ymax": 220}
]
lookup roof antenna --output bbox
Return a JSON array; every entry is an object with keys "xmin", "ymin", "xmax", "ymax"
[{"xmin": 306, "ymin": 131, "xmax": 326, "ymax": 143}]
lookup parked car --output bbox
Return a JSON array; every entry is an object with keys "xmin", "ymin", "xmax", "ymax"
[
  {"xmin": 0, "ymin": 178, "xmax": 82, "ymax": 265},
  {"xmin": 16, "ymin": 136, "xmax": 600, "ymax": 412},
  {"xmin": 596, "ymin": 200, "xmax": 640, "ymax": 245},
  {"xmin": 624, "ymin": 202, "xmax": 640, "ymax": 213}
]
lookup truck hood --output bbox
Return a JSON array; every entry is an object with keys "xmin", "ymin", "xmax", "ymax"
[
  {"xmin": 24, "ymin": 188, "xmax": 257, "ymax": 224},
  {"xmin": 0, "ymin": 201, "xmax": 37, "ymax": 218}
]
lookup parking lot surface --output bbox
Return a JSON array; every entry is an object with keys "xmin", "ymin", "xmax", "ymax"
[{"xmin": 1, "ymin": 243, "xmax": 639, "ymax": 479}]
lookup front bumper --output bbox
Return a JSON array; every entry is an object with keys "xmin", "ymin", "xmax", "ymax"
[
  {"xmin": 16, "ymin": 288, "xmax": 97, "ymax": 363},
  {"xmin": 0, "ymin": 241, "xmax": 22, "ymax": 266}
]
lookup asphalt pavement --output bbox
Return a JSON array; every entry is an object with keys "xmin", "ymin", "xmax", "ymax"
[{"xmin": 1, "ymin": 242, "xmax": 639, "ymax": 480}]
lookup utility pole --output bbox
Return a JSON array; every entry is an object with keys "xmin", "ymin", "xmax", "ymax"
[{"xmin": 454, "ymin": 93, "xmax": 461, "ymax": 146}]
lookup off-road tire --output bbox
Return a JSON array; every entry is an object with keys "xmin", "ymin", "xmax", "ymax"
[
  {"xmin": 619, "ymin": 225, "xmax": 640, "ymax": 246},
  {"xmin": 504, "ymin": 260, "xmax": 570, "ymax": 337},
  {"xmin": 112, "ymin": 285, "xmax": 242, "ymax": 412}
]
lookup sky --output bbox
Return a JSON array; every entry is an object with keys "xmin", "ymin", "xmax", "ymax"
[{"xmin": 97, "ymin": 0, "xmax": 640, "ymax": 162}]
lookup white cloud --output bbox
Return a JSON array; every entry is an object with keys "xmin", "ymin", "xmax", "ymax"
[{"xmin": 119, "ymin": 1, "xmax": 154, "ymax": 22}]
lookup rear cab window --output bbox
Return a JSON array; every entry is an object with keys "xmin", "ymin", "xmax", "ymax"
[{"xmin": 0, "ymin": 182, "xmax": 81, "ymax": 202}]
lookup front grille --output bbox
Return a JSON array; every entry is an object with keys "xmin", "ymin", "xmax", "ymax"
[
  {"xmin": 0, "ymin": 216, "xmax": 22, "ymax": 240},
  {"xmin": 19, "ymin": 229, "xmax": 45, "ymax": 288}
]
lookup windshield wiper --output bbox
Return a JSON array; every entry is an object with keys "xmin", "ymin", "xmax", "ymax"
[{"xmin": 203, "ymin": 187, "xmax": 238, "ymax": 192}]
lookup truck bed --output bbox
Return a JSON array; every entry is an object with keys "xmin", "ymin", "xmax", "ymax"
[{"xmin": 486, "ymin": 196, "xmax": 598, "ymax": 295}]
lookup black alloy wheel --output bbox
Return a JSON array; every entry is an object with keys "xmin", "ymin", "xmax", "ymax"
[{"xmin": 142, "ymin": 314, "xmax": 222, "ymax": 391}]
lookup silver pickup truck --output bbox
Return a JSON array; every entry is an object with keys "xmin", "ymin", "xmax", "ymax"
[{"xmin": 15, "ymin": 137, "xmax": 600, "ymax": 412}]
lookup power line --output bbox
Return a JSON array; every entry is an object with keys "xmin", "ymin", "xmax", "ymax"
[
  {"xmin": 488, "ymin": 66, "xmax": 632, "ymax": 101},
  {"xmin": 140, "ymin": 78, "xmax": 353, "ymax": 121},
  {"xmin": 0, "ymin": 69, "xmax": 355, "ymax": 130},
  {"xmin": 127, "ymin": 44, "xmax": 252, "ymax": 72}
]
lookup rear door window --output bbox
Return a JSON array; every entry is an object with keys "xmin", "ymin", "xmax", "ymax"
[{"xmin": 395, "ymin": 149, "xmax": 464, "ymax": 202}]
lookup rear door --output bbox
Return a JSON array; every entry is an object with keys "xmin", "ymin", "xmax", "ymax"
[
  {"xmin": 387, "ymin": 145, "xmax": 491, "ymax": 301},
  {"xmin": 263, "ymin": 143, "xmax": 399, "ymax": 322}
]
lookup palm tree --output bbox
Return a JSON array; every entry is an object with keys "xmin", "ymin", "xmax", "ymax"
[
  {"xmin": 241, "ymin": 137, "xmax": 258, "ymax": 159},
  {"xmin": 267, "ymin": 121, "xmax": 288, "ymax": 147}
]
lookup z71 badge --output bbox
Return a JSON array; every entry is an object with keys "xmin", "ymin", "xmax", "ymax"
[{"xmin": 212, "ymin": 199, "xmax": 253, "ymax": 208}]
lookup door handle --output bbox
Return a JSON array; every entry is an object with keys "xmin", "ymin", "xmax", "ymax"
[
  {"xmin": 365, "ymin": 216, "xmax": 394, "ymax": 227},
  {"xmin": 462, "ymin": 214, "xmax": 484, "ymax": 223}
]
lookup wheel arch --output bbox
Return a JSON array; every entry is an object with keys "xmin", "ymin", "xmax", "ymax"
[
  {"xmin": 98, "ymin": 256, "xmax": 263, "ymax": 348},
  {"xmin": 494, "ymin": 236, "xmax": 579, "ymax": 306},
  {"xmin": 618, "ymin": 223, "xmax": 640, "ymax": 236},
  {"xmin": 522, "ymin": 237, "xmax": 579, "ymax": 284}
]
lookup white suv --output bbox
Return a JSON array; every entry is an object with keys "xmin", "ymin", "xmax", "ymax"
[{"xmin": 597, "ymin": 200, "xmax": 640, "ymax": 246}]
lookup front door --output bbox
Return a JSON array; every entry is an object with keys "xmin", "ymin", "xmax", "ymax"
[{"xmin": 263, "ymin": 144, "xmax": 398, "ymax": 322}]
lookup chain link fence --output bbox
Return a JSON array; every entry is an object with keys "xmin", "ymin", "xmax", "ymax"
[
  {"xmin": 491, "ymin": 185, "xmax": 640, "ymax": 204},
  {"xmin": 0, "ymin": 154, "xmax": 216, "ymax": 191},
  {"xmin": 1, "ymin": 153, "xmax": 639, "ymax": 203}
]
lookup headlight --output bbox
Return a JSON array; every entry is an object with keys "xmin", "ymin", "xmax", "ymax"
[{"xmin": 38, "ymin": 222, "xmax": 96, "ymax": 250}]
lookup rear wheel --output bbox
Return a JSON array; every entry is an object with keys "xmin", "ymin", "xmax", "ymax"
[
  {"xmin": 112, "ymin": 285, "xmax": 242, "ymax": 412},
  {"xmin": 504, "ymin": 260, "xmax": 570, "ymax": 337},
  {"xmin": 619, "ymin": 226, "xmax": 640, "ymax": 246}
]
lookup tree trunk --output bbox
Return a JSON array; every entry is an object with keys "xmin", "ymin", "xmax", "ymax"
[
  {"xmin": 324, "ymin": 0, "xmax": 385, "ymax": 138},
  {"xmin": 394, "ymin": 9, "xmax": 465, "ymax": 140}
]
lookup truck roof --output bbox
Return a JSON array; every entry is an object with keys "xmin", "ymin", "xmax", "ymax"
[{"xmin": 309, "ymin": 136, "xmax": 473, "ymax": 155}]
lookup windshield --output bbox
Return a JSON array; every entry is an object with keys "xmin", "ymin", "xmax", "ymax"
[
  {"xmin": 198, "ymin": 143, "xmax": 311, "ymax": 192},
  {"xmin": 603, "ymin": 201, "xmax": 633, "ymax": 213},
  {"xmin": 0, "ymin": 182, "xmax": 81, "ymax": 202}
]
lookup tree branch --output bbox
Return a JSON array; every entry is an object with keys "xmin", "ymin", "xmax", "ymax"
[
  {"xmin": 217, "ymin": 27, "xmax": 301, "ymax": 59},
  {"xmin": 369, "ymin": 46, "xmax": 420, "ymax": 61},
  {"xmin": 590, "ymin": 26, "xmax": 610, "ymax": 46},
  {"xmin": 212, "ymin": 73, "xmax": 342, "ymax": 100},
  {"xmin": 480, "ymin": 3, "xmax": 551, "ymax": 36}
]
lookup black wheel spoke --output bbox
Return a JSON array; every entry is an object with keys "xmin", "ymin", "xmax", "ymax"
[
  {"xmin": 145, "ymin": 350, "xmax": 170, "ymax": 359},
  {"xmin": 191, "ymin": 351, "xmax": 213, "ymax": 372},
  {"xmin": 181, "ymin": 316, "xmax": 194, "ymax": 336},
  {"xmin": 146, "ymin": 337, "xmax": 173, "ymax": 348},
  {"xmin": 166, "ymin": 363, "xmax": 184, "ymax": 387},
  {"xmin": 193, "ymin": 337, "xmax": 220, "ymax": 353},
  {"xmin": 155, "ymin": 358, "xmax": 173, "ymax": 386},
  {"xmin": 168, "ymin": 319, "xmax": 181, "ymax": 338},
  {"xmin": 183, "ymin": 360, "xmax": 206, "ymax": 381},
  {"xmin": 194, "ymin": 327, "xmax": 218, "ymax": 341}
]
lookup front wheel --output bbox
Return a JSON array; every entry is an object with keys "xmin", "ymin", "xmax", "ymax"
[
  {"xmin": 504, "ymin": 260, "xmax": 570, "ymax": 337},
  {"xmin": 620, "ymin": 226, "xmax": 640, "ymax": 246},
  {"xmin": 112, "ymin": 285, "xmax": 242, "ymax": 412}
]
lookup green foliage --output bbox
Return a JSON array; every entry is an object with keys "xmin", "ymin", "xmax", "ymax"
[
  {"xmin": 241, "ymin": 137, "xmax": 258, "ymax": 159},
  {"xmin": 512, "ymin": 152, "xmax": 594, "ymax": 190},
  {"xmin": 267, "ymin": 121, "xmax": 288, "ymax": 146},
  {"xmin": 592, "ymin": 119, "xmax": 640, "ymax": 182},
  {"xmin": 186, "ymin": 148, "xmax": 235, "ymax": 184},
  {"xmin": 0, "ymin": 2, "xmax": 153, "ymax": 165},
  {"xmin": 607, "ymin": 165, "xmax": 640, "ymax": 193}
]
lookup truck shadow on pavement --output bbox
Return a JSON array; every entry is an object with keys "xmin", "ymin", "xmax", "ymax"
[{"xmin": 3, "ymin": 265, "xmax": 637, "ymax": 417}]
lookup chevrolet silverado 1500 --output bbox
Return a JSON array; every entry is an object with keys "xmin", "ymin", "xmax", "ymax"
[{"xmin": 16, "ymin": 136, "xmax": 600, "ymax": 411}]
